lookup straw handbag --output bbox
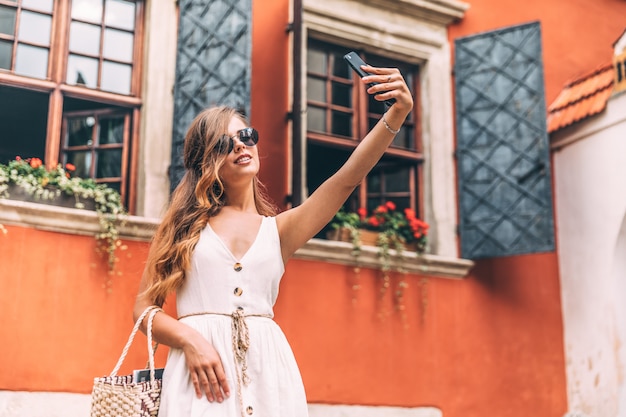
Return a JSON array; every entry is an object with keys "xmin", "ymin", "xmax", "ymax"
[{"xmin": 90, "ymin": 305, "xmax": 163, "ymax": 417}]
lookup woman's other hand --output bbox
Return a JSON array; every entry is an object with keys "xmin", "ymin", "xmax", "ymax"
[{"xmin": 182, "ymin": 333, "xmax": 230, "ymax": 403}]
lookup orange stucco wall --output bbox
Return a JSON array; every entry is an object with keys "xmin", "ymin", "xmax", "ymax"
[
  {"xmin": 6, "ymin": 1, "xmax": 621, "ymax": 417},
  {"xmin": 448, "ymin": 0, "xmax": 626, "ymax": 104},
  {"xmin": 0, "ymin": 223, "xmax": 567, "ymax": 417},
  {"xmin": 251, "ymin": 0, "xmax": 291, "ymax": 210},
  {"xmin": 0, "ymin": 225, "xmax": 169, "ymax": 391},
  {"xmin": 276, "ymin": 256, "xmax": 566, "ymax": 417}
]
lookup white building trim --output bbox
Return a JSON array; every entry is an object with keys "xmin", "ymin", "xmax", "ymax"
[
  {"xmin": 0, "ymin": 391, "xmax": 442, "ymax": 417},
  {"xmin": 302, "ymin": 0, "xmax": 468, "ymax": 259}
]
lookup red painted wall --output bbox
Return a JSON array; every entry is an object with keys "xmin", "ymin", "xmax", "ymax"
[
  {"xmin": 0, "ymin": 224, "xmax": 566, "ymax": 417},
  {"xmin": 448, "ymin": 0, "xmax": 626, "ymax": 104},
  {"xmin": 251, "ymin": 0, "xmax": 291, "ymax": 210},
  {"xmin": 275, "ymin": 257, "xmax": 566, "ymax": 417},
  {"xmin": 0, "ymin": 225, "xmax": 170, "ymax": 391},
  {"xmin": 6, "ymin": 1, "xmax": 623, "ymax": 417}
]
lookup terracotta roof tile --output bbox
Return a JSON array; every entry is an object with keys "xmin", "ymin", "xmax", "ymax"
[{"xmin": 547, "ymin": 63, "xmax": 614, "ymax": 133}]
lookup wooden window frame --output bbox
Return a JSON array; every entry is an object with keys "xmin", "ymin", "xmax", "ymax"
[
  {"xmin": 0, "ymin": 0, "xmax": 144, "ymax": 213},
  {"xmin": 305, "ymin": 40, "xmax": 424, "ymax": 215}
]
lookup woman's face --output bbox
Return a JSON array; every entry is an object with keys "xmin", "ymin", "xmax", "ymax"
[{"xmin": 218, "ymin": 116, "xmax": 260, "ymax": 187}]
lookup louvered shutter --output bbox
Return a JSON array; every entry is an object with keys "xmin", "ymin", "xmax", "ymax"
[
  {"xmin": 169, "ymin": 0, "xmax": 252, "ymax": 190},
  {"xmin": 454, "ymin": 21, "xmax": 555, "ymax": 259}
]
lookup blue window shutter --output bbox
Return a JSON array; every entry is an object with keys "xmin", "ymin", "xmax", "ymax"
[
  {"xmin": 169, "ymin": 0, "xmax": 252, "ymax": 191},
  {"xmin": 454, "ymin": 21, "xmax": 555, "ymax": 259}
]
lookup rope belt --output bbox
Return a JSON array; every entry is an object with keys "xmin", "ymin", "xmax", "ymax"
[{"xmin": 178, "ymin": 309, "xmax": 272, "ymax": 416}]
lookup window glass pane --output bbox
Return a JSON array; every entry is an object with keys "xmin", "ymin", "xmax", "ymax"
[
  {"xmin": 67, "ymin": 54, "xmax": 98, "ymax": 87},
  {"xmin": 0, "ymin": 40, "xmax": 12, "ymax": 69},
  {"xmin": 307, "ymin": 106, "xmax": 325, "ymax": 133},
  {"xmin": 331, "ymin": 81, "xmax": 351, "ymax": 107},
  {"xmin": 331, "ymin": 110, "xmax": 351, "ymax": 137},
  {"xmin": 18, "ymin": 11, "xmax": 51, "ymax": 45},
  {"xmin": 366, "ymin": 198, "xmax": 381, "ymax": 212},
  {"xmin": 65, "ymin": 151, "xmax": 92, "ymax": 178},
  {"xmin": 332, "ymin": 52, "xmax": 350, "ymax": 78},
  {"xmin": 69, "ymin": 21, "xmax": 101, "ymax": 55},
  {"xmin": 0, "ymin": 6, "xmax": 16, "ymax": 36},
  {"xmin": 14, "ymin": 44, "xmax": 47, "ymax": 78},
  {"xmin": 0, "ymin": 85, "xmax": 48, "ymax": 163},
  {"xmin": 385, "ymin": 167, "xmax": 410, "ymax": 192},
  {"xmin": 66, "ymin": 117, "xmax": 95, "ymax": 146},
  {"xmin": 105, "ymin": 0, "xmax": 135, "ymax": 31},
  {"xmin": 392, "ymin": 126, "xmax": 415, "ymax": 149},
  {"xmin": 307, "ymin": 48, "xmax": 326, "ymax": 74},
  {"xmin": 368, "ymin": 93, "xmax": 386, "ymax": 114},
  {"xmin": 99, "ymin": 117, "xmax": 124, "ymax": 144},
  {"xmin": 103, "ymin": 28, "xmax": 133, "ymax": 62},
  {"xmin": 101, "ymin": 61, "xmax": 131, "ymax": 94},
  {"xmin": 106, "ymin": 182, "xmax": 121, "ymax": 193},
  {"xmin": 72, "ymin": 0, "xmax": 103, "ymax": 23},
  {"xmin": 307, "ymin": 77, "xmax": 325, "ymax": 103},
  {"xmin": 367, "ymin": 172, "xmax": 380, "ymax": 193},
  {"xmin": 394, "ymin": 197, "xmax": 411, "ymax": 211},
  {"xmin": 96, "ymin": 149, "xmax": 122, "ymax": 178},
  {"xmin": 22, "ymin": 0, "xmax": 54, "ymax": 13}
]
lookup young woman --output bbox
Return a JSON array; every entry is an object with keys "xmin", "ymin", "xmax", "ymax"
[{"xmin": 134, "ymin": 64, "xmax": 413, "ymax": 417}]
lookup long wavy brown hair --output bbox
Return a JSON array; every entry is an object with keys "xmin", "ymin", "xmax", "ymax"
[{"xmin": 144, "ymin": 106, "xmax": 277, "ymax": 306}]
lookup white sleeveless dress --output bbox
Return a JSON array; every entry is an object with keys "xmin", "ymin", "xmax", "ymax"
[{"xmin": 157, "ymin": 216, "xmax": 309, "ymax": 417}]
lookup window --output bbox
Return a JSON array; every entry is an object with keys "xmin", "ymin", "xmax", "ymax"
[
  {"xmin": 0, "ymin": 0, "xmax": 143, "ymax": 209},
  {"xmin": 306, "ymin": 40, "xmax": 422, "ymax": 217}
]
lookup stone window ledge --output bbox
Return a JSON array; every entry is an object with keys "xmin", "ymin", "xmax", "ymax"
[
  {"xmin": 0, "ymin": 199, "xmax": 159, "ymax": 241},
  {"xmin": 0, "ymin": 200, "xmax": 474, "ymax": 279},
  {"xmin": 294, "ymin": 237, "xmax": 474, "ymax": 279}
]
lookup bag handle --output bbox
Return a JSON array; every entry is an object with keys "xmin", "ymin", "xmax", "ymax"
[{"xmin": 110, "ymin": 305, "xmax": 162, "ymax": 382}]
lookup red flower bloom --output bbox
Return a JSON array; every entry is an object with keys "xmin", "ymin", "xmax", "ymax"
[
  {"xmin": 375, "ymin": 205, "xmax": 388, "ymax": 214},
  {"xmin": 29, "ymin": 158, "xmax": 42, "ymax": 168},
  {"xmin": 385, "ymin": 201, "xmax": 396, "ymax": 211},
  {"xmin": 368, "ymin": 217, "xmax": 380, "ymax": 227},
  {"xmin": 357, "ymin": 207, "xmax": 367, "ymax": 220},
  {"xmin": 65, "ymin": 163, "xmax": 76, "ymax": 172},
  {"xmin": 15, "ymin": 156, "xmax": 21, "ymax": 161},
  {"xmin": 404, "ymin": 208, "xmax": 416, "ymax": 219}
]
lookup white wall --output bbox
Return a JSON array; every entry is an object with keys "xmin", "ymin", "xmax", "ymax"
[
  {"xmin": 552, "ymin": 91, "xmax": 626, "ymax": 416},
  {"xmin": 0, "ymin": 391, "xmax": 441, "ymax": 417}
]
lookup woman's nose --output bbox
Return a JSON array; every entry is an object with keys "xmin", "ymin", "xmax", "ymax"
[{"xmin": 232, "ymin": 138, "xmax": 246, "ymax": 152}]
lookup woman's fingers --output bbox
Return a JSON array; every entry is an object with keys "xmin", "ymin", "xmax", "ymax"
[
  {"xmin": 361, "ymin": 66, "xmax": 413, "ymax": 112},
  {"xmin": 204, "ymin": 366, "xmax": 221, "ymax": 402},
  {"xmin": 214, "ymin": 361, "xmax": 231, "ymax": 399},
  {"xmin": 189, "ymin": 361, "xmax": 230, "ymax": 402}
]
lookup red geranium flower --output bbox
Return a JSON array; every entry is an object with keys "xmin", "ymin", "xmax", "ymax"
[
  {"xmin": 357, "ymin": 207, "xmax": 367, "ymax": 220},
  {"xmin": 29, "ymin": 158, "xmax": 42, "ymax": 168},
  {"xmin": 65, "ymin": 163, "xmax": 76, "ymax": 172},
  {"xmin": 368, "ymin": 217, "xmax": 380, "ymax": 227}
]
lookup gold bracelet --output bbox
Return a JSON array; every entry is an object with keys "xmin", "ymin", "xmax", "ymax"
[{"xmin": 382, "ymin": 113, "xmax": 400, "ymax": 135}]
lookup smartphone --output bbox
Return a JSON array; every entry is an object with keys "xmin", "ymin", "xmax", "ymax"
[
  {"xmin": 133, "ymin": 367, "xmax": 164, "ymax": 383},
  {"xmin": 343, "ymin": 51, "xmax": 396, "ymax": 107}
]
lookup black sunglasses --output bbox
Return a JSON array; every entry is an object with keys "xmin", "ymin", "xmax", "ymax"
[{"xmin": 217, "ymin": 127, "xmax": 259, "ymax": 154}]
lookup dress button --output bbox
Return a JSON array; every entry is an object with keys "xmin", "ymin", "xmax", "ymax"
[
  {"xmin": 234, "ymin": 262, "xmax": 243, "ymax": 272},
  {"xmin": 246, "ymin": 406, "xmax": 253, "ymax": 415},
  {"xmin": 234, "ymin": 287, "xmax": 243, "ymax": 296},
  {"xmin": 237, "ymin": 306, "xmax": 244, "ymax": 311}
]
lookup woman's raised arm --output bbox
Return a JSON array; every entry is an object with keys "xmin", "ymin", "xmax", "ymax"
[{"xmin": 276, "ymin": 65, "xmax": 414, "ymax": 262}]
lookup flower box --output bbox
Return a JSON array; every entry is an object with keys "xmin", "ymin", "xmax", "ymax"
[
  {"xmin": 327, "ymin": 227, "xmax": 418, "ymax": 252},
  {"xmin": 5, "ymin": 183, "xmax": 96, "ymax": 210}
]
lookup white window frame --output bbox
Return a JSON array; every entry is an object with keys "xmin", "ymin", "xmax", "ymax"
[{"xmin": 294, "ymin": 0, "xmax": 469, "ymax": 275}]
